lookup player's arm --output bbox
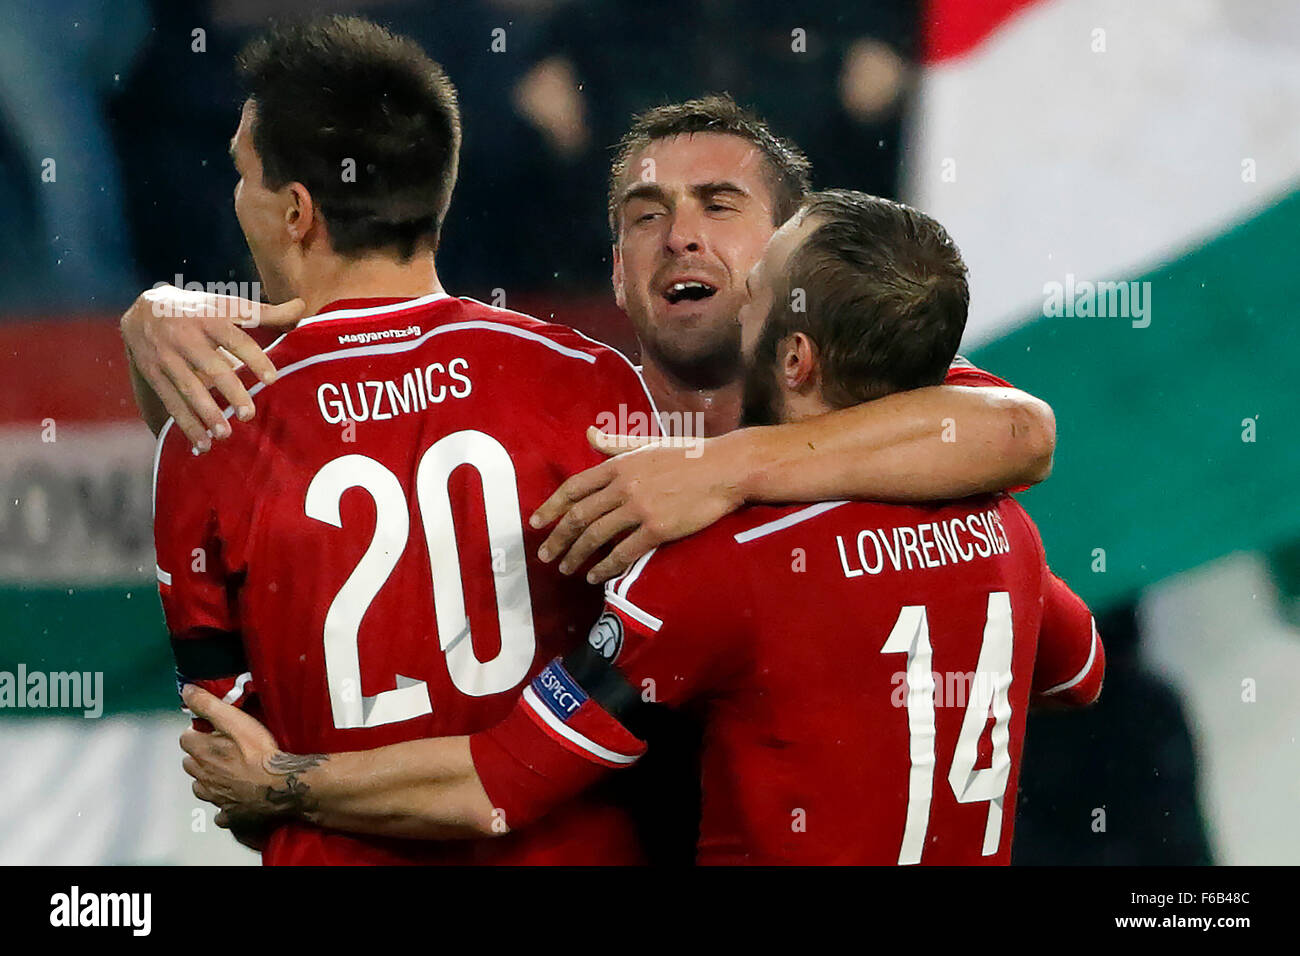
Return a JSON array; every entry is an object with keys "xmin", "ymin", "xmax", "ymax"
[
  {"xmin": 534, "ymin": 378, "xmax": 1055, "ymax": 581},
  {"xmin": 1032, "ymin": 570, "xmax": 1105, "ymax": 708},
  {"xmin": 180, "ymin": 688, "xmax": 501, "ymax": 839},
  {"xmin": 179, "ymin": 639, "xmax": 653, "ymax": 841},
  {"xmin": 119, "ymin": 284, "xmax": 303, "ymax": 447},
  {"xmin": 154, "ymin": 421, "xmax": 254, "ymax": 710},
  {"xmin": 181, "ymin": 547, "xmax": 737, "ymax": 841},
  {"xmin": 725, "ymin": 382, "xmax": 1054, "ymax": 503},
  {"xmin": 182, "ymin": 633, "xmax": 709, "ymax": 840}
]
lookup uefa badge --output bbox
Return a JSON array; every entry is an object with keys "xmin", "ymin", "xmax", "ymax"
[{"xmin": 587, "ymin": 611, "xmax": 624, "ymax": 662}]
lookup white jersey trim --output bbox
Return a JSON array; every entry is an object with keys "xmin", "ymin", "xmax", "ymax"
[
  {"xmin": 522, "ymin": 685, "xmax": 640, "ymax": 765},
  {"xmin": 1041, "ymin": 619, "xmax": 1100, "ymax": 696},
  {"xmin": 151, "ymin": 417, "xmax": 175, "ymax": 519},
  {"xmin": 199, "ymin": 319, "xmax": 600, "ymax": 424},
  {"xmin": 464, "ymin": 296, "xmax": 664, "ymax": 435},
  {"xmin": 733, "ymin": 501, "xmax": 850, "ymax": 544},
  {"xmin": 223, "ymin": 672, "xmax": 254, "ymax": 705},
  {"xmin": 609, "ymin": 547, "xmax": 657, "ymax": 599},
  {"xmin": 605, "ymin": 590, "xmax": 663, "ymax": 633},
  {"xmin": 602, "ymin": 548, "xmax": 663, "ymax": 632},
  {"xmin": 294, "ymin": 292, "xmax": 451, "ymax": 328}
]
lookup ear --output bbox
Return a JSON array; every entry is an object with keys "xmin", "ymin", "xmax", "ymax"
[
  {"xmin": 611, "ymin": 244, "xmax": 627, "ymax": 312},
  {"xmin": 284, "ymin": 182, "xmax": 316, "ymax": 244},
  {"xmin": 781, "ymin": 332, "xmax": 818, "ymax": 391}
]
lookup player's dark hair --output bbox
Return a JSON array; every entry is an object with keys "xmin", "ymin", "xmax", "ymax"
[
  {"xmin": 236, "ymin": 15, "xmax": 461, "ymax": 260},
  {"xmin": 757, "ymin": 190, "xmax": 969, "ymax": 409},
  {"xmin": 607, "ymin": 93, "xmax": 812, "ymax": 239}
]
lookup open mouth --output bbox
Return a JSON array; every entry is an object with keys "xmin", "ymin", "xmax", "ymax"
[{"xmin": 662, "ymin": 280, "xmax": 718, "ymax": 305}]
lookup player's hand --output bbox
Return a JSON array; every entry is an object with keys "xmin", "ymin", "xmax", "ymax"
[
  {"xmin": 120, "ymin": 284, "xmax": 306, "ymax": 450},
  {"xmin": 180, "ymin": 684, "xmax": 294, "ymax": 830},
  {"xmin": 530, "ymin": 427, "xmax": 744, "ymax": 583},
  {"xmin": 227, "ymin": 819, "xmax": 275, "ymax": 853}
]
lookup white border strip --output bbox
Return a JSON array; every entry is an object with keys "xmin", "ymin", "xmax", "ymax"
[
  {"xmin": 463, "ymin": 296, "xmax": 665, "ymax": 434},
  {"xmin": 522, "ymin": 686, "xmax": 639, "ymax": 765},
  {"xmin": 1041, "ymin": 620, "xmax": 1099, "ymax": 696},
  {"xmin": 295, "ymin": 292, "xmax": 450, "ymax": 328},
  {"xmin": 733, "ymin": 501, "xmax": 850, "ymax": 543},
  {"xmin": 611, "ymin": 547, "xmax": 657, "ymax": 600},
  {"xmin": 222, "ymin": 672, "xmax": 253, "ymax": 705},
  {"xmin": 605, "ymin": 590, "xmax": 663, "ymax": 633}
]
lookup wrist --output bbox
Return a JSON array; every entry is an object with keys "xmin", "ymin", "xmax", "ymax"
[
  {"xmin": 715, "ymin": 426, "xmax": 767, "ymax": 506},
  {"xmin": 261, "ymin": 751, "xmax": 331, "ymax": 823}
]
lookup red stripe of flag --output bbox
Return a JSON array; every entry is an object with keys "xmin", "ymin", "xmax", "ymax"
[{"xmin": 922, "ymin": 0, "xmax": 1043, "ymax": 64}]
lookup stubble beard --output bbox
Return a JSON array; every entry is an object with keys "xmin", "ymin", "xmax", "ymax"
[{"xmin": 634, "ymin": 298, "xmax": 744, "ymax": 391}]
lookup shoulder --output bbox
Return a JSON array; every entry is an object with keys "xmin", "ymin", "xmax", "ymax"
[
  {"xmin": 615, "ymin": 502, "xmax": 844, "ymax": 590},
  {"xmin": 451, "ymin": 297, "xmax": 642, "ymax": 373},
  {"xmin": 451, "ymin": 298, "xmax": 655, "ymax": 418},
  {"xmin": 944, "ymin": 354, "xmax": 1013, "ymax": 389}
]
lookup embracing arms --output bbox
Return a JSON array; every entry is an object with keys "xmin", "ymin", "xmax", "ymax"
[
  {"xmin": 533, "ymin": 382, "xmax": 1055, "ymax": 581},
  {"xmin": 181, "ymin": 685, "xmax": 499, "ymax": 840}
]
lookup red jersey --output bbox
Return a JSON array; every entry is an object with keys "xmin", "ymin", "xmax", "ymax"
[
  {"xmin": 472, "ymin": 494, "xmax": 1103, "ymax": 865},
  {"xmin": 945, "ymin": 354, "xmax": 1012, "ymax": 389},
  {"xmin": 153, "ymin": 293, "xmax": 659, "ymax": 865}
]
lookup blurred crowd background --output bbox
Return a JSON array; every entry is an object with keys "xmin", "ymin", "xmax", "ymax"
[
  {"xmin": 0, "ymin": 0, "xmax": 912, "ymax": 311},
  {"xmin": 0, "ymin": 0, "xmax": 1296, "ymax": 866}
]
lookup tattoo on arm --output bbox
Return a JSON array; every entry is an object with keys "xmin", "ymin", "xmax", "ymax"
[
  {"xmin": 262, "ymin": 752, "xmax": 327, "ymax": 817},
  {"xmin": 266, "ymin": 752, "xmax": 327, "ymax": 774}
]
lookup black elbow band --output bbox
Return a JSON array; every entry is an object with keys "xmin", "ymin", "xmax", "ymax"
[
  {"xmin": 170, "ymin": 628, "xmax": 247, "ymax": 680},
  {"xmin": 560, "ymin": 641, "xmax": 655, "ymax": 737}
]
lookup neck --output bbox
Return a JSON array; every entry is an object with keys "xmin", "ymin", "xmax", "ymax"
[
  {"xmin": 639, "ymin": 357, "xmax": 743, "ymax": 438},
  {"xmin": 290, "ymin": 249, "xmax": 444, "ymax": 316},
  {"xmin": 780, "ymin": 387, "xmax": 834, "ymax": 424}
]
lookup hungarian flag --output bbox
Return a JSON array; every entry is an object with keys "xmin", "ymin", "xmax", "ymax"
[{"xmin": 906, "ymin": 0, "xmax": 1300, "ymax": 608}]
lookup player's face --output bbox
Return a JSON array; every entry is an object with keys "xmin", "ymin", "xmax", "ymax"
[
  {"xmin": 738, "ymin": 212, "xmax": 817, "ymax": 427},
  {"xmin": 611, "ymin": 133, "xmax": 778, "ymax": 388},
  {"xmin": 231, "ymin": 100, "xmax": 295, "ymax": 304}
]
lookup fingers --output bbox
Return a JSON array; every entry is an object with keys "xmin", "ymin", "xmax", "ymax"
[
  {"xmin": 192, "ymin": 779, "xmax": 219, "ymax": 804},
  {"xmin": 180, "ymin": 683, "xmax": 220, "ymax": 723},
  {"xmin": 537, "ymin": 485, "xmax": 623, "ymax": 564},
  {"xmin": 556, "ymin": 507, "xmax": 641, "ymax": 575},
  {"xmin": 181, "ymin": 725, "xmax": 234, "ymax": 763},
  {"xmin": 183, "ymin": 683, "xmax": 277, "ymax": 749},
  {"xmin": 587, "ymin": 426, "xmax": 657, "ymax": 457},
  {"xmin": 189, "ymin": 344, "xmax": 257, "ymax": 421},
  {"xmin": 159, "ymin": 351, "xmax": 230, "ymax": 443},
  {"xmin": 204, "ymin": 365, "xmax": 257, "ymax": 424},
  {"xmin": 212, "ymin": 321, "xmax": 278, "ymax": 386},
  {"xmin": 130, "ymin": 286, "xmax": 292, "ymax": 444},
  {"xmin": 179, "ymin": 730, "xmax": 203, "ymax": 759},
  {"xmin": 141, "ymin": 361, "xmax": 211, "ymax": 450},
  {"xmin": 241, "ymin": 296, "xmax": 307, "ymax": 330},
  {"xmin": 176, "ymin": 291, "xmax": 297, "ymax": 332},
  {"xmin": 530, "ymin": 461, "xmax": 614, "ymax": 531},
  {"xmin": 587, "ymin": 528, "xmax": 661, "ymax": 584},
  {"xmin": 180, "ymin": 724, "xmax": 231, "ymax": 757}
]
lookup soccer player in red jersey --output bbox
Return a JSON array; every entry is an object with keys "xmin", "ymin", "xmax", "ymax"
[
  {"xmin": 180, "ymin": 191, "xmax": 1103, "ymax": 865},
  {"xmin": 154, "ymin": 18, "xmax": 660, "ymax": 865},
  {"xmin": 121, "ymin": 21, "xmax": 1063, "ymax": 863},
  {"xmin": 123, "ymin": 97, "xmax": 1054, "ymax": 586}
]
